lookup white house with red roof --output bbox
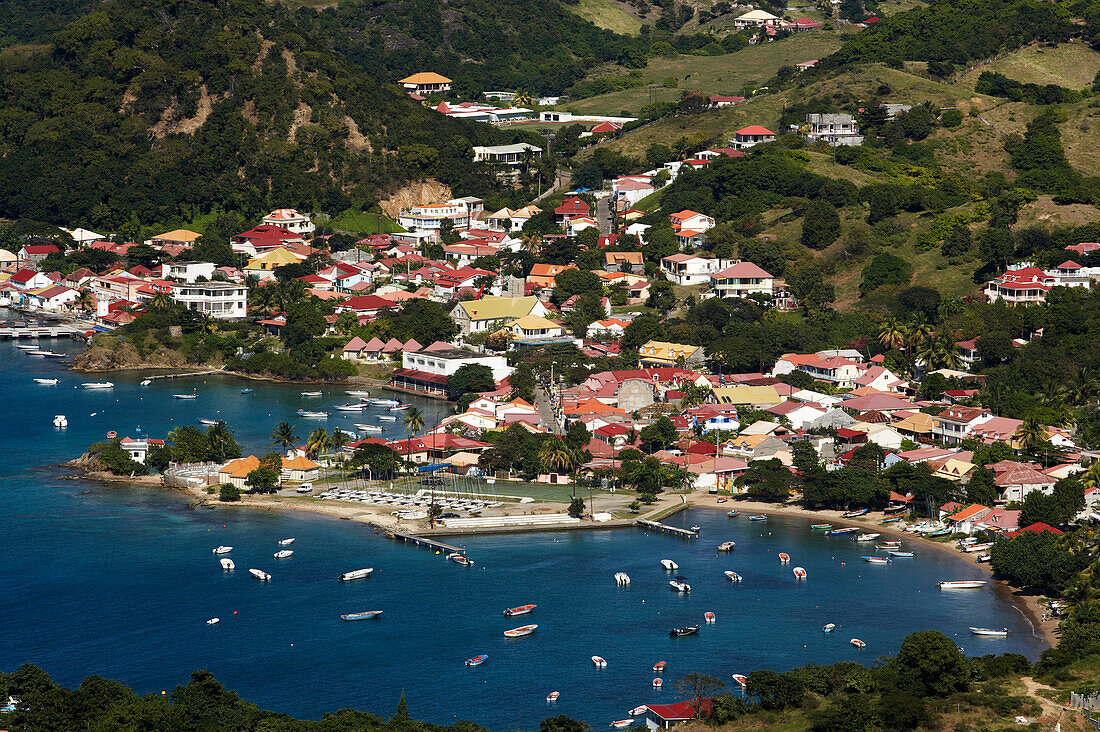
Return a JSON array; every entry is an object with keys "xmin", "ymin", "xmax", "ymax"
[
  {"xmin": 707, "ymin": 96, "xmax": 746, "ymax": 108},
  {"xmin": 772, "ymin": 350, "xmax": 865, "ymax": 388},
  {"xmin": 709, "ymin": 260, "xmax": 774, "ymax": 300},
  {"xmin": 336, "ymin": 294, "xmax": 398, "ymax": 319},
  {"xmin": 17, "ymin": 243, "xmax": 60, "ymax": 268},
  {"xmin": 732, "ymin": 125, "xmax": 776, "ymax": 149},
  {"xmin": 644, "ymin": 699, "xmax": 713, "ymax": 730},
  {"xmin": 262, "ymin": 208, "xmax": 314, "ymax": 235},
  {"xmin": 985, "ymin": 261, "xmax": 1096, "ymax": 305},
  {"xmin": 990, "ymin": 460, "xmax": 1056, "ymax": 502},
  {"xmin": 8, "ymin": 268, "xmax": 54, "ymax": 290},
  {"xmin": 554, "ymin": 196, "xmax": 591, "ymax": 224},
  {"xmin": 931, "ymin": 405, "xmax": 994, "ymax": 444}
]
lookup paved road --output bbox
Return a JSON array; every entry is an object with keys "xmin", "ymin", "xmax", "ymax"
[
  {"xmin": 534, "ymin": 382, "xmax": 563, "ymax": 435},
  {"xmin": 596, "ymin": 195, "xmax": 612, "ymax": 235}
]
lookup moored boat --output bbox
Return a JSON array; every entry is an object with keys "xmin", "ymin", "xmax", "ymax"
[
  {"xmin": 855, "ymin": 533, "xmax": 880, "ymax": 542},
  {"xmin": 669, "ymin": 580, "xmax": 690, "ymax": 593},
  {"xmin": 863, "ymin": 556, "xmax": 891, "ymax": 564},
  {"xmin": 296, "ymin": 410, "xmax": 328, "ymax": 418},
  {"xmin": 504, "ymin": 604, "xmax": 537, "ymax": 616},
  {"xmin": 724, "ymin": 571, "xmax": 742, "ymax": 583},
  {"xmin": 614, "ymin": 572, "xmax": 631, "ymax": 585},
  {"xmin": 390, "ymin": 403, "xmax": 411, "ymax": 411},
  {"xmin": 346, "ymin": 390, "xmax": 371, "ymax": 397},
  {"xmin": 53, "ymin": 415, "xmax": 67, "ymax": 428},
  {"xmin": 339, "ymin": 568, "xmax": 373, "ymax": 581},
  {"xmin": 592, "ymin": 656, "xmax": 607, "ymax": 668},
  {"xmin": 240, "ymin": 388, "xmax": 253, "ymax": 394},
  {"xmin": 778, "ymin": 552, "xmax": 790, "ymax": 563},
  {"xmin": 220, "ymin": 558, "xmax": 234, "ymax": 570},
  {"xmin": 249, "ymin": 568, "xmax": 271, "ymax": 581},
  {"xmin": 547, "ymin": 692, "xmax": 560, "ymax": 703},
  {"xmin": 378, "ymin": 415, "xmax": 398, "ymax": 421},
  {"xmin": 212, "ymin": 545, "xmax": 232, "ymax": 554},
  {"xmin": 373, "ymin": 398, "xmax": 400, "ymax": 407},
  {"xmin": 731, "ymin": 674, "xmax": 747, "ymax": 687},
  {"xmin": 82, "ymin": 382, "xmax": 114, "ymax": 389},
  {"xmin": 938, "ymin": 580, "xmax": 986, "ymax": 589},
  {"xmin": 278, "ymin": 538, "xmax": 295, "ymax": 546},
  {"xmin": 717, "ymin": 541, "xmax": 736, "ymax": 552},
  {"xmin": 888, "ymin": 550, "xmax": 915, "ymax": 557},
  {"xmin": 33, "ymin": 378, "xmax": 59, "ymax": 385},
  {"xmin": 669, "ymin": 625, "xmax": 699, "ymax": 637},
  {"xmin": 660, "ymin": 559, "xmax": 678, "ymax": 571},
  {"xmin": 793, "ymin": 566, "xmax": 807, "ymax": 579},
  {"xmin": 504, "ymin": 624, "xmax": 538, "ymax": 637},
  {"xmin": 465, "ymin": 654, "xmax": 488, "ymax": 666},
  {"xmin": 173, "ymin": 393, "xmax": 197, "ymax": 399},
  {"xmin": 629, "ymin": 705, "xmax": 647, "ymax": 716},
  {"xmin": 341, "ymin": 610, "xmax": 383, "ymax": 621},
  {"xmin": 850, "ymin": 638, "xmax": 867, "ymax": 648},
  {"xmin": 274, "ymin": 549, "xmax": 293, "ymax": 558},
  {"xmin": 748, "ymin": 514, "xmax": 767, "ymax": 521},
  {"xmin": 704, "ymin": 611, "xmax": 715, "ymax": 623},
  {"xmin": 652, "ymin": 661, "xmax": 666, "ymax": 673},
  {"xmin": 823, "ymin": 623, "xmax": 835, "ymax": 633},
  {"xmin": 301, "ymin": 391, "xmax": 322, "ymax": 397},
  {"xmin": 609, "ymin": 720, "xmax": 633, "ymax": 729},
  {"xmin": 198, "ymin": 418, "xmax": 219, "ymax": 426},
  {"xmin": 652, "ymin": 678, "xmax": 662, "ymax": 688},
  {"xmin": 969, "ymin": 627, "xmax": 1009, "ymax": 636},
  {"xmin": 448, "ymin": 552, "xmax": 474, "ymax": 566},
  {"xmin": 207, "ymin": 618, "xmax": 219, "ymax": 625},
  {"xmin": 335, "ymin": 402, "xmax": 369, "ymax": 411},
  {"xmin": 353, "ymin": 423, "xmax": 384, "ymax": 433},
  {"xmin": 810, "ymin": 523, "xmax": 832, "ymax": 530},
  {"xmin": 826, "ymin": 527, "xmax": 858, "ymax": 536},
  {"xmin": 843, "ymin": 509, "xmax": 869, "ymax": 518},
  {"xmin": 726, "ymin": 509, "xmax": 739, "ymax": 517}
]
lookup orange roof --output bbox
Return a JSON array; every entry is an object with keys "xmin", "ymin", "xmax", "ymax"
[
  {"xmin": 564, "ymin": 398, "xmax": 627, "ymax": 416},
  {"xmin": 219, "ymin": 455, "xmax": 261, "ymax": 478},
  {"xmin": 948, "ymin": 503, "xmax": 990, "ymax": 522},
  {"xmin": 282, "ymin": 455, "xmax": 320, "ymax": 470},
  {"xmin": 737, "ymin": 125, "xmax": 775, "ymax": 136},
  {"xmin": 400, "ymin": 72, "xmax": 452, "ymax": 84}
]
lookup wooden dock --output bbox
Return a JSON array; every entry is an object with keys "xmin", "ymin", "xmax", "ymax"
[
  {"xmin": 143, "ymin": 369, "xmax": 224, "ymax": 381},
  {"xmin": 636, "ymin": 519, "xmax": 699, "ymax": 539},
  {"xmin": 390, "ymin": 531, "xmax": 465, "ymax": 555},
  {"xmin": 0, "ymin": 325, "xmax": 86, "ymax": 340}
]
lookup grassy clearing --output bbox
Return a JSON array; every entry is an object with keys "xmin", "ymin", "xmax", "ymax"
[
  {"xmin": 954, "ymin": 42, "xmax": 1100, "ymax": 93},
  {"xmin": 562, "ymin": 33, "xmax": 842, "ymax": 116},
  {"xmin": 1015, "ymin": 195, "xmax": 1100, "ymax": 230},
  {"xmin": 1060, "ymin": 102, "xmax": 1100, "ymax": 177},
  {"xmin": 326, "ymin": 209, "xmax": 406, "ymax": 234},
  {"xmin": 929, "ymin": 116, "xmax": 1013, "ymax": 180},
  {"xmin": 565, "ymin": 0, "xmax": 642, "ymax": 35}
]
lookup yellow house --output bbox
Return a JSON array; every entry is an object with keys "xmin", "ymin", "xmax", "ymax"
[
  {"xmin": 933, "ymin": 458, "xmax": 976, "ymax": 482},
  {"xmin": 281, "ymin": 455, "xmax": 320, "ymax": 482},
  {"xmin": 507, "ymin": 314, "xmax": 566, "ymax": 340},
  {"xmin": 244, "ymin": 247, "xmax": 302, "ymax": 279},
  {"xmin": 151, "ymin": 229, "xmax": 202, "ymax": 247},
  {"xmin": 638, "ymin": 340, "xmax": 703, "ymax": 367},
  {"xmin": 218, "ymin": 455, "xmax": 261, "ymax": 488},
  {"xmin": 710, "ymin": 385, "xmax": 783, "ymax": 408}
]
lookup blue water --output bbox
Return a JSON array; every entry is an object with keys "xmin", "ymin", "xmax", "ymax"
[{"xmin": 0, "ymin": 334, "xmax": 1046, "ymax": 729}]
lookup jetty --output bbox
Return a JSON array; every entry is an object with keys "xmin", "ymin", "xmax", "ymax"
[
  {"xmin": 142, "ymin": 369, "xmax": 224, "ymax": 381},
  {"xmin": 390, "ymin": 530, "xmax": 465, "ymax": 555},
  {"xmin": 636, "ymin": 519, "xmax": 699, "ymax": 539},
  {"xmin": 0, "ymin": 324, "xmax": 86, "ymax": 340}
]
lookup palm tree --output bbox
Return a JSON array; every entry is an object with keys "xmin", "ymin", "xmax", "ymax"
[
  {"xmin": 402, "ymin": 407, "xmax": 425, "ymax": 475},
  {"xmin": 1012, "ymin": 415, "xmax": 1048, "ymax": 454},
  {"xmin": 878, "ymin": 317, "xmax": 906, "ymax": 350},
  {"xmin": 73, "ymin": 289, "xmax": 95, "ymax": 315},
  {"xmin": 330, "ymin": 428, "xmax": 351, "ymax": 488},
  {"xmin": 271, "ymin": 421, "xmax": 297, "ymax": 453},
  {"xmin": 520, "ymin": 232, "xmax": 542, "ymax": 258},
  {"xmin": 206, "ymin": 421, "xmax": 236, "ymax": 462},
  {"xmin": 305, "ymin": 428, "xmax": 332, "ymax": 460},
  {"xmin": 538, "ymin": 436, "xmax": 579, "ymax": 501},
  {"xmin": 149, "ymin": 291, "xmax": 172, "ymax": 310},
  {"xmin": 1080, "ymin": 462, "xmax": 1100, "ymax": 490}
]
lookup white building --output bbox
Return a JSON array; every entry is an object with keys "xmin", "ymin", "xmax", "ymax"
[
  {"xmin": 398, "ymin": 198, "xmax": 483, "ymax": 234},
  {"xmin": 473, "ymin": 143, "xmax": 542, "ymax": 166},
  {"xmin": 731, "ymin": 125, "xmax": 776, "ymax": 149},
  {"xmin": 170, "ymin": 282, "xmax": 248, "ymax": 319},
  {"xmin": 805, "ymin": 113, "xmax": 864, "ymax": 146},
  {"xmin": 709, "ymin": 261, "xmax": 775, "ymax": 300},
  {"xmin": 161, "ymin": 261, "xmax": 216, "ymax": 283},
  {"xmin": 734, "ymin": 9, "xmax": 780, "ymax": 26},
  {"xmin": 400, "ymin": 348, "xmax": 513, "ymax": 382},
  {"xmin": 659, "ymin": 254, "xmax": 727, "ymax": 285},
  {"xmin": 262, "ymin": 209, "xmax": 314, "ymax": 235}
]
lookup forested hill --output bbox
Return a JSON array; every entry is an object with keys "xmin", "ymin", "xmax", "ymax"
[{"xmin": 0, "ymin": 0, "xmax": 514, "ymax": 229}]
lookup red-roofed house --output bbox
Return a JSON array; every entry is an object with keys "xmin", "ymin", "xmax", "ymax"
[
  {"xmin": 18, "ymin": 243, "xmax": 60, "ymax": 267},
  {"xmin": 732, "ymin": 125, "xmax": 775, "ymax": 149},
  {"xmin": 991, "ymin": 460, "xmax": 1056, "ymax": 502},
  {"xmin": 644, "ymin": 699, "xmax": 713, "ymax": 730},
  {"xmin": 931, "ymin": 405, "xmax": 994, "ymax": 445},
  {"xmin": 1005, "ymin": 522, "xmax": 1064, "ymax": 538},
  {"xmin": 708, "ymin": 96, "xmax": 746, "ymax": 108},
  {"xmin": 984, "ymin": 266, "xmax": 1055, "ymax": 305},
  {"xmin": 8, "ymin": 268, "xmax": 53, "ymax": 290},
  {"xmin": 554, "ymin": 197, "xmax": 591, "ymax": 224},
  {"xmin": 946, "ymin": 503, "xmax": 991, "ymax": 534},
  {"xmin": 709, "ymin": 260, "xmax": 774, "ymax": 300},
  {"xmin": 336, "ymin": 295, "xmax": 396, "ymax": 318}
]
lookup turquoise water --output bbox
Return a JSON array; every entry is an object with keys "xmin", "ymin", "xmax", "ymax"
[{"xmin": 1, "ymin": 335, "xmax": 1046, "ymax": 729}]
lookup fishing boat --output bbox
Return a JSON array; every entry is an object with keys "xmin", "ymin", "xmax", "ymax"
[
  {"xmin": 240, "ymin": 388, "xmax": 253, "ymax": 394},
  {"xmin": 212, "ymin": 546, "xmax": 233, "ymax": 554},
  {"xmin": 53, "ymin": 415, "xmax": 67, "ymax": 428},
  {"xmin": 811, "ymin": 523, "xmax": 833, "ymax": 530},
  {"xmin": 704, "ymin": 611, "xmax": 715, "ymax": 624},
  {"xmin": 669, "ymin": 580, "xmax": 690, "ymax": 593},
  {"xmin": 938, "ymin": 580, "xmax": 986, "ymax": 589},
  {"xmin": 717, "ymin": 541, "xmax": 736, "ymax": 552},
  {"xmin": 33, "ymin": 378, "xmax": 59, "ymax": 385},
  {"xmin": 465, "ymin": 654, "xmax": 488, "ymax": 667},
  {"xmin": 652, "ymin": 678, "xmax": 663, "ymax": 688},
  {"xmin": 274, "ymin": 549, "xmax": 293, "ymax": 558},
  {"xmin": 731, "ymin": 674, "xmax": 747, "ymax": 687},
  {"xmin": 855, "ymin": 533, "xmax": 880, "ymax": 542},
  {"xmin": 207, "ymin": 618, "xmax": 219, "ymax": 625},
  {"xmin": 198, "ymin": 418, "xmax": 219, "ymax": 426},
  {"xmin": 173, "ymin": 393, "xmax": 197, "ymax": 399},
  {"xmin": 969, "ymin": 627, "xmax": 1009, "ymax": 636},
  {"xmin": 850, "ymin": 638, "xmax": 867, "ymax": 648},
  {"xmin": 249, "ymin": 568, "xmax": 271, "ymax": 581},
  {"xmin": 882, "ymin": 516, "xmax": 903, "ymax": 524},
  {"xmin": 888, "ymin": 550, "xmax": 915, "ymax": 557},
  {"xmin": 335, "ymin": 402, "xmax": 369, "ymax": 411},
  {"xmin": 301, "ymin": 391, "xmax": 322, "ymax": 397},
  {"xmin": 278, "ymin": 538, "xmax": 295, "ymax": 546},
  {"xmin": 660, "ymin": 559, "xmax": 678, "ymax": 571},
  {"xmin": 826, "ymin": 527, "xmax": 858, "ymax": 536},
  {"xmin": 962, "ymin": 542, "xmax": 994, "ymax": 553},
  {"xmin": 724, "ymin": 571, "xmax": 742, "ymax": 583},
  {"xmin": 341, "ymin": 610, "xmax": 383, "ymax": 621},
  {"xmin": 378, "ymin": 415, "xmax": 398, "ymax": 421},
  {"xmin": 220, "ymin": 558, "xmax": 234, "ymax": 570},
  {"xmin": 610, "ymin": 720, "xmax": 633, "ymax": 729},
  {"xmin": 843, "ymin": 509, "xmax": 869, "ymax": 518},
  {"xmin": 823, "ymin": 623, "xmax": 835, "ymax": 633},
  {"xmin": 448, "ymin": 552, "xmax": 474, "ymax": 566},
  {"xmin": 863, "ymin": 556, "xmax": 890, "ymax": 564},
  {"xmin": 296, "ymin": 410, "xmax": 328, "ymax": 418},
  {"xmin": 504, "ymin": 624, "xmax": 538, "ymax": 637},
  {"xmin": 669, "ymin": 625, "xmax": 699, "ymax": 637},
  {"xmin": 778, "ymin": 552, "xmax": 790, "ymax": 563},
  {"xmin": 748, "ymin": 514, "xmax": 767, "ymax": 521},
  {"xmin": 373, "ymin": 398, "xmax": 400, "ymax": 407},
  {"xmin": 726, "ymin": 509, "xmax": 739, "ymax": 517},
  {"xmin": 792, "ymin": 566, "xmax": 807, "ymax": 579},
  {"xmin": 353, "ymin": 423, "xmax": 384, "ymax": 434},
  {"xmin": 653, "ymin": 661, "xmax": 666, "ymax": 673},
  {"xmin": 339, "ymin": 568, "xmax": 373, "ymax": 581},
  {"xmin": 592, "ymin": 656, "xmax": 607, "ymax": 668},
  {"xmin": 547, "ymin": 692, "xmax": 560, "ymax": 703},
  {"xmin": 504, "ymin": 604, "xmax": 537, "ymax": 616},
  {"xmin": 82, "ymin": 382, "xmax": 114, "ymax": 389},
  {"xmin": 390, "ymin": 404, "xmax": 411, "ymax": 411}
]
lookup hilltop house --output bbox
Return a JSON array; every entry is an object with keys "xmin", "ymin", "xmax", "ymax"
[
  {"xmin": 805, "ymin": 113, "xmax": 863, "ymax": 146},
  {"xmin": 732, "ymin": 125, "xmax": 775, "ymax": 149},
  {"xmin": 473, "ymin": 143, "xmax": 542, "ymax": 167},
  {"xmin": 734, "ymin": 9, "xmax": 780, "ymax": 26},
  {"xmin": 660, "ymin": 254, "xmax": 726, "ymax": 285},
  {"xmin": 399, "ymin": 72, "xmax": 452, "ymax": 95},
  {"xmin": 709, "ymin": 261, "xmax": 775, "ymax": 300}
]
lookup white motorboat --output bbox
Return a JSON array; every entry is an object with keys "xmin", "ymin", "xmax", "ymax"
[
  {"xmin": 629, "ymin": 705, "xmax": 647, "ymax": 716},
  {"xmin": 82, "ymin": 382, "xmax": 114, "ymax": 389},
  {"xmin": 339, "ymin": 568, "xmax": 374, "ymax": 581},
  {"xmin": 353, "ymin": 423, "xmax": 383, "ymax": 433},
  {"xmin": 652, "ymin": 677, "xmax": 663, "ymax": 688},
  {"xmin": 548, "ymin": 692, "xmax": 561, "ymax": 703},
  {"xmin": 823, "ymin": 623, "xmax": 835, "ymax": 633},
  {"xmin": 390, "ymin": 404, "xmax": 411, "ymax": 411},
  {"xmin": 969, "ymin": 627, "xmax": 1009, "ymax": 636},
  {"xmin": 14, "ymin": 343, "xmax": 37, "ymax": 350},
  {"xmin": 53, "ymin": 415, "xmax": 68, "ymax": 428},
  {"xmin": 197, "ymin": 418, "xmax": 219, "ymax": 426},
  {"xmin": 278, "ymin": 538, "xmax": 295, "ymax": 545},
  {"xmin": 731, "ymin": 674, "xmax": 747, "ymax": 687},
  {"xmin": 220, "ymin": 558, "xmax": 234, "ymax": 570},
  {"xmin": 724, "ymin": 570, "xmax": 742, "ymax": 582},
  {"xmin": 274, "ymin": 549, "xmax": 293, "ymax": 558},
  {"xmin": 592, "ymin": 656, "xmax": 607, "ymax": 668},
  {"xmin": 855, "ymin": 533, "xmax": 880, "ymax": 542},
  {"xmin": 207, "ymin": 618, "xmax": 219, "ymax": 625},
  {"xmin": 249, "ymin": 568, "xmax": 271, "ymax": 581},
  {"xmin": 614, "ymin": 572, "xmax": 630, "ymax": 585},
  {"xmin": 669, "ymin": 580, "xmax": 690, "ymax": 593},
  {"xmin": 503, "ymin": 624, "xmax": 538, "ymax": 638},
  {"xmin": 297, "ymin": 410, "xmax": 328, "ymax": 418},
  {"xmin": 793, "ymin": 566, "xmax": 807, "ymax": 579},
  {"xmin": 34, "ymin": 378, "xmax": 59, "ymax": 385},
  {"xmin": 850, "ymin": 638, "xmax": 867, "ymax": 648},
  {"xmin": 660, "ymin": 559, "xmax": 678, "ymax": 571},
  {"xmin": 335, "ymin": 403, "xmax": 369, "ymax": 411},
  {"xmin": 938, "ymin": 580, "xmax": 986, "ymax": 589},
  {"xmin": 888, "ymin": 550, "xmax": 915, "ymax": 557},
  {"xmin": 378, "ymin": 415, "xmax": 398, "ymax": 421},
  {"xmin": 301, "ymin": 391, "xmax": 322, "ymax": 397},
  {"xmin": 346, "ymin": 390, "xmax": 371, "ymax": 397},
  {"xmin": 962, "ymin": 542, "xmax": 994, "ymax": 553},
  {"xmin": 717, "ymin": 541, "xmax": 736, "ymax": 552},
  {"xmin": 173, "ymin": 393, "xmax": 197, "ymax": 399},
  {"xmin": 373, "ymin": 398, "xmax": 400, "ymax": 407},
  {"xmin": 610, "ymin": 721, "xmax": 632, "ymax": 729},
  {"xmin": 140, "ymin": 379, "xmax": 152, "ymax": 386},
  {"xmin": 212, "ymin": 546, "xmax": 233, "ymax": 554}
]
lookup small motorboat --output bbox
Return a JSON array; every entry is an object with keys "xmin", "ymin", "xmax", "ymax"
[
  {"xmin": 976, "ymin": 554, "xmax": 992, "ymax": 563},
  {"xmin": 961, "ymin": 542, "xmax": 994, "ymax": 553},
  {"xmin": 704, "ymin": 611, "xmax": 715, "ymax": 624},
  {"xmin": 863, "ymin": 556, "xmax": 890, "ymax": 564},
  {"xmin": 274, "ymin": 549, "xmax": 293, "ymax": 558},
  {"xmin": 220, "ymin": 558, "xmax": 234, "ymax": 570},
  {"xmin": 614, "ymin": 572, "xmax": 631, "ymax": 585},
  {"xmin": 173, "ymin": 393, "xmax": 197, "ymax": 399},
  {"xmin": 610, "ymin": 721, "xmax": 633, "ymax": 729},
  {"xmin": 504, "ymin": 604, "xmax": 537, "ymax": 616},
  {"xmin": 826, "ymin": 527, "xmax": 858, "ymax": 536},
  {"xmin": 652, "ymin": 678, "xmax": 663, "ymax": 688},
  {"xmin": 373, "ymin": 398, "xmax": 400, "ymax": 407},
  {"xmin": 207, "ymin": 618, "xmax": 219, "ymax": 625},
  {"xmin": 855, "ymin": 533, "xmax": 880, "ymax": 542},
  {"xmin": 731, "ymin": 674, "xmax": 747, "ymax": 687},
  {"xmin": 888, "ymin": 550, "xmax": 915, "ymax": 558},
  {"xmin": 106, "ymin": 430, "xmax": 116, "ymax": 438},
  {"xmin": 592, "ymin": 656, "xmax": 607, "ymax": 668},
  {"xmin": 504, "ymin": 624, "xmax": 538, "ymax": 638},
  {"xmin": 301, "ymin": 391, "xmax": 322, "ymax": 397},
  {"xmin": 660, "ymin": 559, "xmax": 678, "ymax": 571},
  {"xmin": 14, "ymin": 343, "xmax": 36, "ymax": 350},
  {"xmin": 296, "ymin": 410, "xmax": 328, "ymax": 418},
  {"xmin": 198, "ymin": 418, "xmax": 219, "ymax": 426},
  {"xmin": 34, "ymin": 378, "xmax": 59, "ymax": 385},
  {"xmin": 249, "ymin": 568, "xmax": 271, "ymax": 581},
  {"xmin": 811, "ymin": 523, "xmax": 832, "ymax": 530},
  {"xmin": 341, "ymin": 610, "xmax": 383, "ymax": 621},
  {"xmin": 843, "ymin": 509, "xmax": 869, "ymax": 518},
  {"xmin": 717, "ymin": 542, "xmax": 736, "ymax": 552},
  {"xmin": 465, "ymin": 654, "xmax": 488, "ymax": 667},
  {"xmin": 669, "ymin": 580, "xmax": 690, "ymax": 593},
  {"xmin": 339, "ymin": 568, "xmax": 373, "ymax": 581},
  {"xmin": 547, "ymin": 691, "xmax": 560, "ymax": 703},
  {"xmin": 346, "ymin": 390, "xmax": 371, "ymax": 397},
  {"xmin": 690, "ymin": 525, "xmax": 700, "ymax": 532},
  {"xmin": 240, "ymin": 388, "xmax": 253, "ymax": 394},
  {"xmin": 278, "ymin": 538, "xmax": 295, "ymax": 546},
  {"xmin": 669, "ymin": 625, "xmax": 699, "ymax": 637},
  {"xmin": 878, "ymin": 540, "xmax": 902, "ymax": 547},
  {"xmin": 726, "ymin": 509, "xmax": 739, "ymax": 517},
  {"xmin": 140, "ymin": 379, "xmax": 152, "ymax": 386},
  {"xmin": 213, "ymin": 546, "xmax": 233, "ymax": 554},
  {"xmin": 448, "ymin": 552, "xmax": 474, "ymax": 567},
  {"xmin": 969, "ymin": 627, "xmax": 1009, "ymax": 636},
  {"xmin": 378, "ymin": 415, "xmax": 398, "ymax": 421},
  {"xmin": 724, "ymin": 571, "xmax": 742, "ymax": 583},
  {"xmin": 850, "ymin": 638, "xmax": 867, "ymax": 648},
  {"xmin": 82, "ymin": 382, "xmax": 114, "ymax": 389},
  {"xmin": 938, "ymin": 580, "xmax": 986, "ymax": 589},
  {"xmin": 53, "ymin": 415, "xmax": 68, "ymax": 428},
  {"xmin": 652, "ymin": 661, "xmax": 666, "ymax": 673},
  {"xmin": 823, "ymin": 623, "xmax": 835, "ymax": 633},
  {"xmin": 629, "ymin": 705, "xmax": 648, "ymax": 716},
  {"xmin": 335, "ymin": 402, "xmax": 369, "ymax": 411},
  {"xmin": 748, "ymin": 514, "xmax": 767, "ymax": 521},
  {"xmin": 793, "ymin": 566, "xmax": 807, "ymax": 580},
  {"xmin": 390, "ymin": 404, "xmax": 411, "ymax": 411},
  {"xmin": 353, "ymin": 423, "xmax": 384, "ymax": 433},
  {"xmin": 778, "ymin": 552, "xmax": 790, "ymax": 563}
]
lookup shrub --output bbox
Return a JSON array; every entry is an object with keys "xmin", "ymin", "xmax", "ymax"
[{"xmin": 219, "ymin": 484, "xmax": 241, "ymax": 502}]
